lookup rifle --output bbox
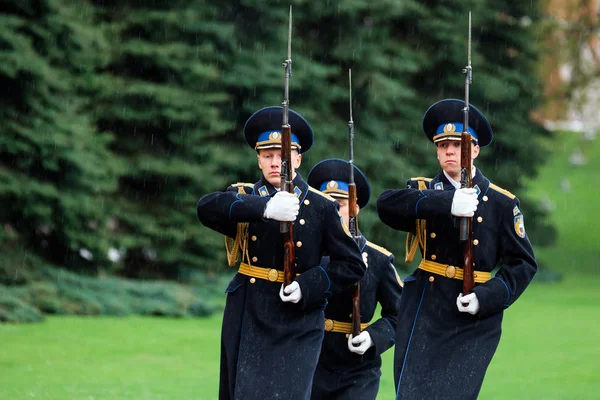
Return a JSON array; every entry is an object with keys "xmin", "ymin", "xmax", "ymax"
[
  {"xmin": 460, "ymin": 12, "xmax": 474, "ymax": 295},
  {"xmin": 348, "ymin": 69, "xmax": 362, "ymax": 339},
  {"xmin": 281, "ymin": 6, "xmax": 296, "ymax": 287}
]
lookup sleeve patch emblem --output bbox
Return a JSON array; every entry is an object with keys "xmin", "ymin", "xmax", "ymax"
[{"xmin": 514, "ymin": 215, "xmax": 526, "ymax": 238}]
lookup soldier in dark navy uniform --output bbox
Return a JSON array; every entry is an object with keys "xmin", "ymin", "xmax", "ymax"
[
  {"xmin": 376, "ymin": 99, "xmax": 538, "ymax": 400},
  {"xmin": 306, "ymin": 159, "xmax": 403, "ymax": 400},
  {"xmin": 196, "ymin": 106, "xmax": 366, "ymax": 400}
]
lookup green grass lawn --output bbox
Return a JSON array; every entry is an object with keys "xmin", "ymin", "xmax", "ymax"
[
  {"xmin": 1, "ymin": 274, "xmax": 599, "ymax": 400},
  {"xmin": 0, "ymin": 315, "xmax": 223, "ymax": 400}
]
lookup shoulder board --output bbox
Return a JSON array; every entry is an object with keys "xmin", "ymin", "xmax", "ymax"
[
  {"xmin": 410, "ymin": 177, "xmax": 432, "ymax": 182},
  {"xmin": 489, "ymin": 183, "xmax": 516, "ymax": 199},
  {"xmin": 230, "ymin": 182, "xmax": 253, "ymax": 188},
  {"xmin": 365, "ymin": 241, "xmax": 393, "ymax": 257},
  {"xmin": 308, "ymin": 186, "xmax": 336, "ymax": 202}
]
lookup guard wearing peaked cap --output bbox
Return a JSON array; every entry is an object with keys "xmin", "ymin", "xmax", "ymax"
[
  {"xmin": 307, "ymin": 158, "xmax": 370, "ymax": 207},
  {"xmin": 197, "ymin": 108, "xmax": 366, "ymax": 400},
  {"xmin": 307, "ymin": 159, "xmax": 402, "ymax": 400},
  {"xmin": 377, "ymin": 99, "xmax": 537, "ymax": 400},
  {"xmin": 422, "ymin": 98, "xmax": 493, "ymax": 147},
  {"xmin": 244, "ymin": 106, "xmax": 314, "ymax": 152}
]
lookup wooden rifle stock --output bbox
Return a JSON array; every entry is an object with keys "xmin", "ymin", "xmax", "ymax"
[
  {"xmin": 281, "ymin": 124, "xmax": 296, "ymax": 286},
  {"xmin": 460, "ymin": 133, "xmax": 474, "ymax": 294},
  {"xmin": 349, "ymin": 183, "xmax": 361, "ymax": 339}
]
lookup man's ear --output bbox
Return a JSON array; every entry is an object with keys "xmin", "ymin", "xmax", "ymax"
[
  {"xmin": 355, "ymin": 204, "xmax": 361, "ymax": 215},
  {"xmin": 472, "ymin": 144, "xmax": 480, "ymax": 160}
]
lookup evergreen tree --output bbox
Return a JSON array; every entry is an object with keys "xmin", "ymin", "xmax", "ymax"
[
  {"xmin": 89, "ymin": 0, "xmax": 238, "ymax": 278},
  {"xmin": 0, "ymin": 0, "xmax": 121, "ymax": 272}
]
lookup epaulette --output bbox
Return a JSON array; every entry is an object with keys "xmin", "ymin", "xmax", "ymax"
[
  {"xmin": 489, "ymin": 183, "xmax": 516, "ymax": 199},
  {"xmin": 365, "ymin": 241, "xmax": 393, "ymax": 257},
  {"xmin": 410, "ymin": 176, "xmax": 432, "ymax": 182},
  {"xmin": 308, "ymin": 186, "xmax": 336, "ymax": 202},
  {"xmin": 409, "ymin": 177, "xmax": 431, "ymax": 190},
  {"xmin": 230, "ymin": 182, "xmax": 253, "ymax": 188}
]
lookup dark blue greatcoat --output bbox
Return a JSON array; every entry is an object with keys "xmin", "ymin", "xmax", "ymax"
[
  {"xmin": 376, "ymin": 169, "xmax": 537, "ymax": 400},
  {"xmin": 197, "ymin": 173, "xmax": 365, "ymax": 400},
  {"xmin": 311, "ymin": 234, "xmax": 403, "ymax": 400}
]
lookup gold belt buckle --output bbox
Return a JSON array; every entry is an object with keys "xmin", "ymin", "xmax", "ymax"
[
  {"xmin": 267, "ymin": 268, "xmax": 279, "ymax": 282},
  {"xmin": 324, "ymin": 319, "xmax": 334, "ymax": 332},
  {"xmin": 445, "ymin": 265, "xmax": 456, "ymax": 279}
]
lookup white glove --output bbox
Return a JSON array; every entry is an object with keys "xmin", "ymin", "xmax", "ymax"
[
  {"xmin": 263, "ymin": 191, "xmax": 299, "ymax": 221},
  {"xmin": 456, "ymin": 292, "xmax": 480, "ymax": 315},
  {"xmin": 348, "ymin": 331, "xmax": 373, "ymax": 355},
  {"xmin": 451, "ymin": 188, "xmax": 479, "ymax": 217},
  {"xmin": 279, "ymin": 281, "xmax": 302, "ymax": 303},
  {"xmin": 362, "ymin": 252, "xmax": 368, "ymax": 269}
]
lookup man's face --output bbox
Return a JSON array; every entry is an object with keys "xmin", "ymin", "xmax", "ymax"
[
  {"xmin": 257, "ymin": 148, "xmax": 302, "ymax": 188},
  {"xmin": 335, "ymin": 198, "xmax": 360, "ymax": 228},
  {"xmin": 436, "ymin": 139, "xmax": 479, "ymax": 180}
]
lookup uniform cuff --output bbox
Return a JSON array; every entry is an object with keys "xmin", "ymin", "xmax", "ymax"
[
  {"xmin": 229, "ymin": 195, "xmax": 271, "ymax": 221},
  {"xmin": 473, "ymin": 277, "xmax": 510, "ymax": 317},
  {"xmin": 295, "ymin": 266, "xmax": 332, "ymax": 310}
]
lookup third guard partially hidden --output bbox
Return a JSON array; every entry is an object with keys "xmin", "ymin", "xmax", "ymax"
[{"xmin": 308, "ymin": 158, "xmax": 403, "ymax": 399}]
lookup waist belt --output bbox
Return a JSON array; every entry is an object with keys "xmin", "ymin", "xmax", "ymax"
[
  {"xmin": 324, "ymin": 319, "xmax": 370, "ymax": 334},
  {"xmin": 419, "ymin": 259, "xmax": 491, "ymax": 283},
  {"xmin": 239, "ymin": 262, "xmax": 292, "ymax": 283}
]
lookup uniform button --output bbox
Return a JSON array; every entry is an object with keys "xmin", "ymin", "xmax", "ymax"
[
  {"xmin": 252, "ymin": 256, "xmax": 258, "ymax": 262},
  {"xmin": 304, "ymin": 199, "xmax": 310, "ymax": 205},
  {"xmin": 431, "ymin": 254, "xmax": 437, "ymax": 260},
  {"xmin": 296, "ymin": 241, "xmax": 302, "ymax": 247},
  {"xmin": 251, "ymin": 235, "xmax": 257, "ymax": 241},
  {"xmin": 346, "ymin": 334, "xmax": 350, "ymax": 339},
  {"xmin": 249, "ymin": 278, "xmax": 256, "ymax": 284},
  {"xmin": 349, "ymin": 313, "xmax": 353, "ymax": 318},
  {"xmin": 429, "ymin": 276, "xmax": 435, "ymax": 283},
  {"xmin": 299, "ymin": 219, "xmax": 305, "ymax": 225},
  {"xmin": 473, "ymin": 239, "xmax": 479, "ymax": 246},
  {"xmin": 430, "ymin": 232, "xmax": 436, "ymax": 238},
  {"xmin": 483, "ymin": 196, "xmax": 489, "ymax": 202},
  {"xmin": 477, "ymin": 217, "xmax": 483, "ymax": 223},
  {"xmin": 362, "ymin": 252, "xmax": 368, "ymax": 258}
]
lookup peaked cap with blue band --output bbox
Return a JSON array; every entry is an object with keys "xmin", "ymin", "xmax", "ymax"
[
  {"xmin": 243, "ymin": 106, "xmax": 314, "ymax": 153},
  {"xmin": 307, "ymin": 158, "xmax": 370, "ymax": 208},
  {"xmin": 422, "ymin": 99, "xmax": 493, "ymax": 147}
]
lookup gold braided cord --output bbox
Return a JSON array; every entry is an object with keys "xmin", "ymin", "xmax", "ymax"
[
  {"xmin": 404, "ymin": 179, "xmax": 429, "ymax": 264},
  {"xmin": 224, "ymin": 186, "xmax": 249, "ymax": 267}
]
